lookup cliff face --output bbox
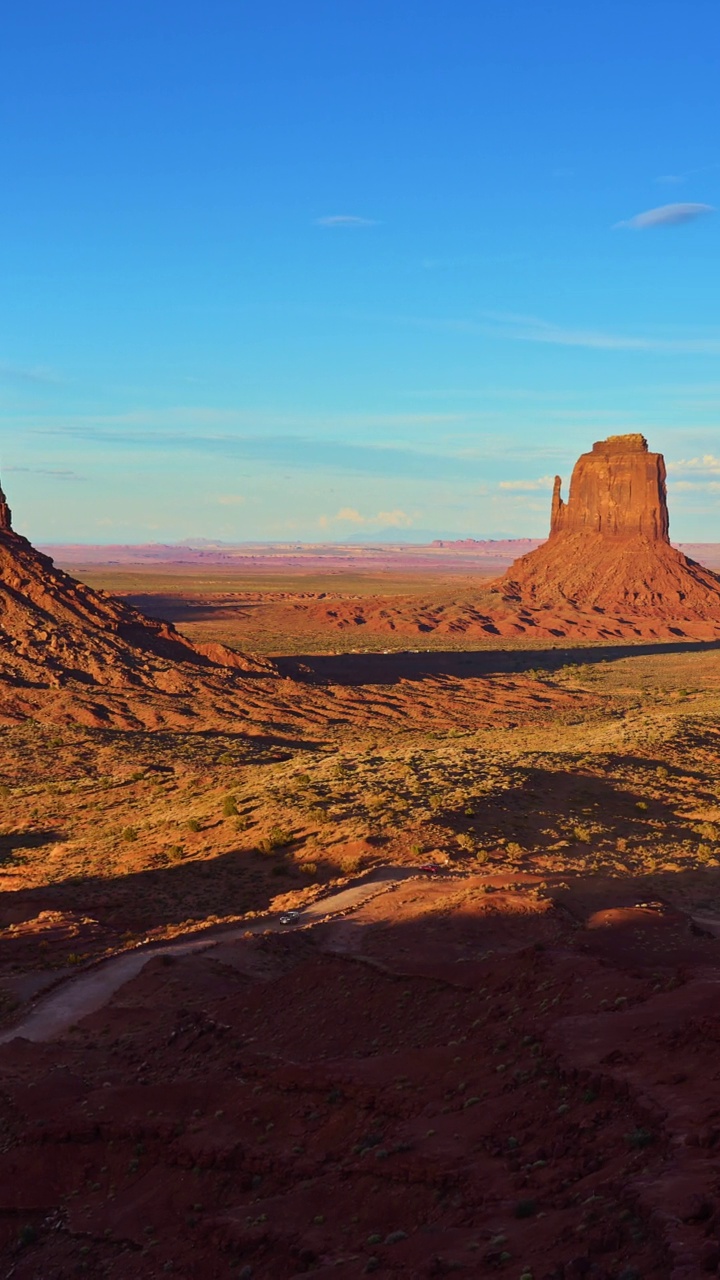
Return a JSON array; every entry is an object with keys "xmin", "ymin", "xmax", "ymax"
[
  {"xmin": 550, "ymin": 434, "xmax": 670, "ymax": 542},
  {"xmin": 498, "ymin": 434, "xmax": 720, "ymax": 618}
]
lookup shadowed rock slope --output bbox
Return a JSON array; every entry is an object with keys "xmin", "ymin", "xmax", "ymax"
[{"xmin": 499, "ymin": 434, "xmax": 720, "ymax": 625}]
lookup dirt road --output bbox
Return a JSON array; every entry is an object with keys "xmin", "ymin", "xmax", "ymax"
[{"xmin": 0, "ymin": 865, "xmax": 421, "ymax": 1045}]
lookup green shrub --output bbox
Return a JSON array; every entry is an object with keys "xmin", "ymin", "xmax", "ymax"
[
  {"xmin": 307, "ymin": 806, "xmax": 329, "ymax": 825},
  {"xmin": 341, "ymin": 854, "xmax": 362, "ymax": 874},
  {"xmin": 187, "ymin": 818, "xmax": 201, "ymax": 832},
  {"xmin": 121, "ymin": 826, "xmax": 138, "ymax": 842},
  {"xmin": 258, "ymin": 826, "xmax": 292, "ymax": 854},
  {"xmin": 223, "ymin": 795, "xmax": 238, "ymax": 817}
]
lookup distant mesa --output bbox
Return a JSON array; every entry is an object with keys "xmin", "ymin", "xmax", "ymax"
[
  {"xmin": 430, "ymin": 537, "xmax": 542, "ymax": 554},
  {"xmin": 500, "ymin": 433, "xmax": 720, "ymax": 620}
]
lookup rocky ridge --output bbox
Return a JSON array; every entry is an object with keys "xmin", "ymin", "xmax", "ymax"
[{"xmin": 0, "ymin": 478, "xmax": 269, "ymax": 726}]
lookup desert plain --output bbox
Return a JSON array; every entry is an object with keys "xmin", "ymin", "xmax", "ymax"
[{"xmin": 4, "ymin": 440, "xmax": 720, "ymax": 1278}]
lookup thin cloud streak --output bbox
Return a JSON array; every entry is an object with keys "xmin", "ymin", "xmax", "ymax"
[
  {"xmin": 315, "ymin": 215, "xmax": 378, "ymax": 228},
  {"xmin": 457, "ymin": 311, "xmax": 720, "ymax": 354},
  {"xmin": 655, "ymin": 162, "xmax": 719, "ymax": 185},
  {"xmin": 0, "ymin": 361, "xmax": 64, "ymax": 386},
  {"xmin": 26, "ymin": 424, "xmax": 495, "ymax": 482},
  {"xmin": 5, "ymin": 466, "xmax": 85, "ymax": 481},
  {"xmin": 614, "ymin": 202, "xmax": 715, "ymax": 229}
]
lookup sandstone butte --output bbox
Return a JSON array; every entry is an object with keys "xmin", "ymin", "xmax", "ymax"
[{"xmin": 499, "ymin": 432, "xmax": 720, "ymax": 621}]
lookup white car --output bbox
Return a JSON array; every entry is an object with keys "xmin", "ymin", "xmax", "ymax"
[{"xmin": 279, "ymin": 911, "xmax": 300, "ymax": 925}]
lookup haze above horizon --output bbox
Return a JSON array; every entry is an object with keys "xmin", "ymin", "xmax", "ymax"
[{"xmin": 2, "ymin": 0, "xmax": 720, "ymax": 543}]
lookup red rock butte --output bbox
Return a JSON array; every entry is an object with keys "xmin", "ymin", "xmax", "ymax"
[
  {"xmin": 499, "ymin": 433, "xmax": 720, "ymax": 625},
  {"xmin": 550, "ymin": 433, "xmax": 669, "ymax": 542}
]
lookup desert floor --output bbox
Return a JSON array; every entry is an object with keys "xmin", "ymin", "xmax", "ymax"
[{"xmin": 3, "ymin": 560, "xmax": 720, "ymax": 1276}]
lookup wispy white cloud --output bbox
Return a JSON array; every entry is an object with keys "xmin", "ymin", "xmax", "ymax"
[
  {"xmin": 315, "ymin": 215, "xmax": 378, "ymax": 228},
  {"xmin": 317, "ymin": 507, "xmax": 413, "ymax": 530},
  {"xmin": 498, "ymin": 475, "xmax": 555, "ymax": 491},
  {"xmin": 667, "ymin": 454, "xmax": 720, "ymax": 476},
  {"xmin": 216, "ymin": 494, "xmax": 245, "ymax": 505},
  {"xmin": 614, "ymin": 202, "xmax": 715, "ymax": 230}
]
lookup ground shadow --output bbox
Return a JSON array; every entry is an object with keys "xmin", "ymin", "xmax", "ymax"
[
  {"xmin": 275, "ymin": 638, "xmax": 720, "ymax": 686},
  {"xmin": 430, "ymin": 763, "xmax": 709, "ymax": 857},
  {"xmin": 124, "ymin": 595, "xmax": 263, "ymax": 624},
  {"xmin": 2, "ymin": 859, "xmax": 715, "ymax": 1277},
  {"xmin": 0, "ymin": 830, "xmax": 64, "ymax": 867}
]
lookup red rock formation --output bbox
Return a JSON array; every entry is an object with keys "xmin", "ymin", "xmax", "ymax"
[
  {"xmin": 499, "ymin": 433, "xmax": 720, "ymax": 620},
  {"xmin": 549, "ymin": 433, "xmax": 669, "ymax": 541},
  {"xmin": 0, "ymin": 473, "xmax": 268, "ymax": 723},
  {"xmin": 0, "ymin": 479, "xmax": 12, "ymax": 533}
]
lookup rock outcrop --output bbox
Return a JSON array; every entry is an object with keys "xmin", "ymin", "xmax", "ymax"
[
  {"xmin": 0, "ymin": 475, "xmax": 268, "ymax": 724},
  {"xmin": 499, "ymin": 434, "xmax": 720, "ymax": 622}
]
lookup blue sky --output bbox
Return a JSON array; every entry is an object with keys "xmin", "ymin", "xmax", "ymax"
[{"xmin": 2, "ymin": 0, "xmax": 720, "ymax": 543}]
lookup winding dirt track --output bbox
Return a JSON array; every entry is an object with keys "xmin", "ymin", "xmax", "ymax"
[{"xmin": 0, "ymin": 866, "xmax": 420, "ymax": 1044}]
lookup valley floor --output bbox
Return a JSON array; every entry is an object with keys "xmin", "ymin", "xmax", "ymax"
[{"xmin": 4, "ymin": 566, "xmax": 720, "ymax": 1275}]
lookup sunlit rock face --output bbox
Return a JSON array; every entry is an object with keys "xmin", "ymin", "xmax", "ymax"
[
  {"xmin": 550, "ymin": 434, "xmax": 669, "ymax": 543},
  {"xmin": 499, "ymin": 434, "xmax": 720, "ymax": 617}
]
